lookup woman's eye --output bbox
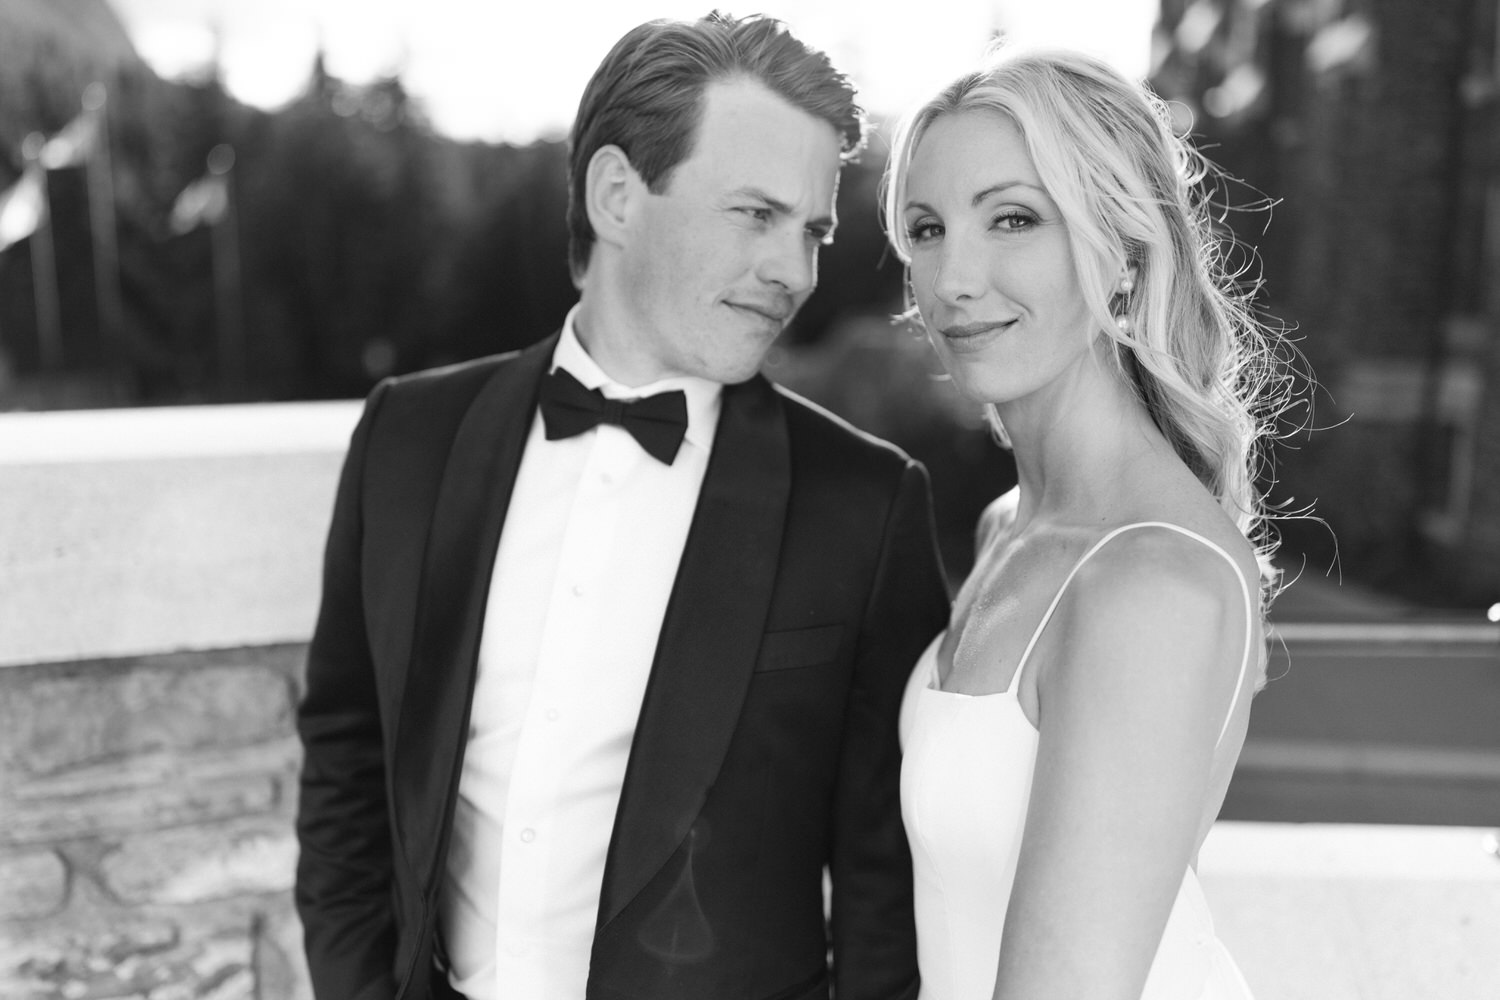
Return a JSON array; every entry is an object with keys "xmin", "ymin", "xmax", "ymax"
[
  {"xmin": 906, "ymin": 220, "xmax": 942, "ymax": 243},
  {"xmin": 739, "ymin": 207, "xmax": 772, "ymax": 222},
  {"xmin": 993, "ymin": 211, "xmax": 1037, "ymax": 232}
]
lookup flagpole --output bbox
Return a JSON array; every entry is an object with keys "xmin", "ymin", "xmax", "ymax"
[
  {"xmin": 21, "ymin": 133, "xmax": 62, "ymax": 370},
  {"xmin": 206, "ymin": 144, "xmax": 243, "ymax": 391},
  {"xmin": 82, "ymin": 82, "xmax": 123, "ymax": 367}
]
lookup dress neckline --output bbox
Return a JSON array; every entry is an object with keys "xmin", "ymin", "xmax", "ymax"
[{"xmin": 925, "ymin": 521, "xmax": 1256, "ymax": 747}]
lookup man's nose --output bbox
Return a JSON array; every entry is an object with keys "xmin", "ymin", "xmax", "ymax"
[{"xmin": 756, "ymin": 230, "xmax": 817, "ymax": 296}]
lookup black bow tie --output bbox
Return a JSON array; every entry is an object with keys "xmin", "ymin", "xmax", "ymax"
[{"xmin": 538, "ymin": 367, "xmax": 689, "ymax": 465}]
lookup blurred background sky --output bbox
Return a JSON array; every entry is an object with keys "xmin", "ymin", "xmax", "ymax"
[{"xmin": 108, "ymin": 0, "xmax": 1160, "ymax": 142}]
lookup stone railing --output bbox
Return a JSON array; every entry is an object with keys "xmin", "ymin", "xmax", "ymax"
[
  {"xmin": 0, "ymin": 402, "xmax": 358, "ymax": 1000},
  {"xmin": 2, "ymin": 403, "xmax": 1497, "ymax": 1000}
]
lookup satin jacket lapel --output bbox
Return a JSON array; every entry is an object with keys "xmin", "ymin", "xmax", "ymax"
[
  {"xmin": 597, "ymin": 375, "xmax": 791, "ymax": 929},
  {"xmin": 392, "ymin": 333, "xmax": 557, "ymax": 883}
]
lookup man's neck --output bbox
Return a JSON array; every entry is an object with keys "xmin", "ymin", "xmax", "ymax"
[{"xmin": 572, "ymin": 291, "xmax": 664, "ymax": 389}]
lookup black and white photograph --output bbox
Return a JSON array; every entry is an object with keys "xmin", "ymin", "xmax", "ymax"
[{"xmin": 1, "ymin": 2, "xmax": 1497, "ymax": 999}]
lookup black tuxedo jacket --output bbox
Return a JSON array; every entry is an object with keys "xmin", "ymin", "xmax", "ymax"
[{"xmin": 295, "ymin": 333, "xmax": 949, "ymax": 1000}]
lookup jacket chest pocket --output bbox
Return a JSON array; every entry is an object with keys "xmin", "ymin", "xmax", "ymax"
[{"xmin": 753, "ymin": 624, "xmax": 844, "ymax": 673}]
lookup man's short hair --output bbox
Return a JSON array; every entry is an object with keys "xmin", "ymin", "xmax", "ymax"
[{"xmin": 565, "ymin": 11, "xmax": 866, "ymax": 284}]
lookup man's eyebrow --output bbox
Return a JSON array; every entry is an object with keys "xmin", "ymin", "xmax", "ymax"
[{"xmin": 732, "ymin": 186, "xmax": 836, "ymax": 231}]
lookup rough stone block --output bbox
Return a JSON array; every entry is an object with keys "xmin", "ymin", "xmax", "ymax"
[
  {"xmin": 0, "ymin": 849, "xmax": 68, "ymax": 920},
  {"xmin": 0, "ymin": 918, "xmax": 260, "ymax": 1000},
  {"xmin": 2, "ymin": 776, "xmax": 279, "ymax": 846},
  {"xmin": 0, "ymin": 660, "xmax": 295, "ymax": 777},
  {"xmin": 99, "ymin": 825, "xmax": 296, "ymax": 905},
  {"xmin": 254, "ymin": 903, "xmax": 314, "ymax": 1000}
]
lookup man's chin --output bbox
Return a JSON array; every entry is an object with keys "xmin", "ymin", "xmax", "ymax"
[
  {"xmin": 685, "ymin": 335, "xmax": 783, "ymax": 385},
  {"xmin": 703, "ymin": 363, "xmax": 765, "ymax": 386},
  {"xmin": 689, "ymin": 350, "xmax": 772, "ymax": 385}
]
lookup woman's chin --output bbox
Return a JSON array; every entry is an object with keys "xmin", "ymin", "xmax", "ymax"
[{"xmin": 944, "ymin": 368, "xmax": 1017, "ymax": 407}]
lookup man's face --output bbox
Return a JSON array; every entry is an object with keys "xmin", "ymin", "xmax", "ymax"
[{"xmin": 611, "ymin": 77, "xmax": 845, "ymax": 385}]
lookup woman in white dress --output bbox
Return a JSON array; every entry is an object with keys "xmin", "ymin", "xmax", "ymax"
[{"xmin": 882, "ymin": 49, "xmax": 1287, "ymax": 1000}]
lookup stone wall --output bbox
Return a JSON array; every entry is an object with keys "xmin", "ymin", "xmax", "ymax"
[
  {"xmin": 0, "ymin": 402, "xmax": 359, "ymax": 1000},
  {"xmin": 0, "ymin": 645, "xmax": 307, "ymax": 1000}
]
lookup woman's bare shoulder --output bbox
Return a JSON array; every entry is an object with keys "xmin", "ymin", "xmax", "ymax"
[
  {"xmin": 1084, "ymin": 525, "xmax": 1246, "ymax": 603},
  {"xmin": 1053, "ymin": 525, "xmax": 1253, "ymax": 694}
]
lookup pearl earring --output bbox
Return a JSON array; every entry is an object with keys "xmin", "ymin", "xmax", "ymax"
[{"xmin": 1112, "ymin": 269, "xmax": 1136, "ymax": 334}]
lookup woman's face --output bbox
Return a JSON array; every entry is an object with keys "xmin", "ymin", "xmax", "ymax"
[{"xmin": 901, "ymin": 109, "xmax": 1098, "ymax": 406}]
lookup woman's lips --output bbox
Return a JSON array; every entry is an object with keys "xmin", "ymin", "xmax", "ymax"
[{"xmin": 938, "ymin": 319, "xmax": 1015, "ymax": 352}]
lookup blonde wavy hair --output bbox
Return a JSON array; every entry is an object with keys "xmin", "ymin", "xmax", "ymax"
[{"xmin": 882, "ymin": 47, "xmax": 1290, "ymax": 599}]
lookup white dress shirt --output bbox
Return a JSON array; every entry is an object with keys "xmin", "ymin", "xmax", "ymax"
[{"xmin": 439, "ymin": 308, "xmax": 723, "ymax": 1000}]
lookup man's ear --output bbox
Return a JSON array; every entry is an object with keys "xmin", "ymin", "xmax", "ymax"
[{"xmin": 585, "ymin": 144, "xmax": 642, "ymax": 252}]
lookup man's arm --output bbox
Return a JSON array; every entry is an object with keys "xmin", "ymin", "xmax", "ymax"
[
  {"xmin": 829, "ymin": 460, "xmax": 950, "ymax": 1000},
  {"xmin": 295, "ymin": 381, "xmax": 400, "ymax": 1000}
]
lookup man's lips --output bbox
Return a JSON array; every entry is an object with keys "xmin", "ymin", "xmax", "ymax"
[{"xmin": 728, "ymin": 300, "xmax": 793, "ymax": 323}]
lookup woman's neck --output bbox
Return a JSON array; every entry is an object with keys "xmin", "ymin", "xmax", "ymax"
[{"xmin": 1001, "ymin": 352, "xmax": 1174, "ymax": 532}]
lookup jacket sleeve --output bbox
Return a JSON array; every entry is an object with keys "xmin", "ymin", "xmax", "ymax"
[
  {"xmin": 295, "ymin": 380, "xmax": 400, "ymax": 1000},
  {"xmin": 829, "ymin": 459, "xmax": 950, "ymax": 1000}
]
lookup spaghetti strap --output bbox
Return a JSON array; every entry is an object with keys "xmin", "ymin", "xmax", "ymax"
[{"xmin": 1010, "ymin": 521, "xmax": 1256, "ymax": 745}]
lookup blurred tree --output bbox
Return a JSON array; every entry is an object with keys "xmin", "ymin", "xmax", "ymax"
[
  {"xmin": 422, "ymin": 139, "xmax": 577, "ymax": 366},
  {"xmin": 0, "ymin": 0, "xmax": 141, "ymax": 159},
  {"xmin": 1152, "ymin": 0, "xmax": 1500, "ymax": 605},
  {"xmin": 236, "ymin": 60, "xmax": 450, "ymax": 399},
  {"xmin": 785, "ymin": 151, "xmax": 903, "ymax": 344},
  {"xmin": 0, "ymin": 0, "xmax": 152, "ymax": 401}
]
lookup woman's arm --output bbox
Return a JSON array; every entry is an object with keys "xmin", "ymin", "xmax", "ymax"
[{"xmin": 992, "ymin": 529, "xmax": 1248, "ymax": 1000}]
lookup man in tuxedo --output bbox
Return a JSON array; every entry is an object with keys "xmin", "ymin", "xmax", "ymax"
[{"xmin": 294, "ymin": 12, "xmax": 949, "ymax": 1000}]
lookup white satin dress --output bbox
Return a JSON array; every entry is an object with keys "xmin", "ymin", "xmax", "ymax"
[{"xmin": 899, "ymin": 522, "xmax": 1256, "ymax": 1000}]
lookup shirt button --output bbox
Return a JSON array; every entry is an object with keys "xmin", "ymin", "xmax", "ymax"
[
  {"xmin": 571, "ymin": 582, "xmax": 584, "ymax": 597},
  {"xmin": 600, "ymin": 471, "xmax": 614, "ymax": 486},
  {"xmin": 520, "ymin": 828, "xmax": 536, "ymax": 843},
  {"xmin": 546, "ymin": 708, "xmax": 559, "ymax": 722}
]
